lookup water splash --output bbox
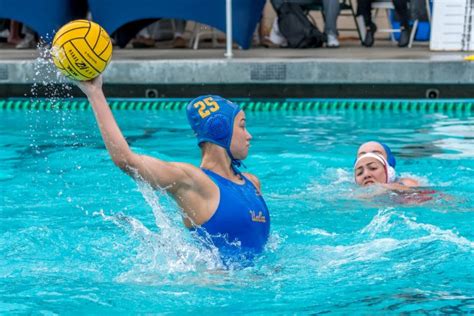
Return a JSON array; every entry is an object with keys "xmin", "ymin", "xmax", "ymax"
[
  {"xmin": 302, "ymin": 228, "xmax": 338, "ymax": 237},
  {"xmin": 325, "ymin": 168, "xmax": 352, "ymax": 185},
  {"xmin": 312, "ymin": 208, "xmax": 473, "ymax": 275},
  {"xmin": 93, "ymin": 180, "xmax": 225, "ymax": 283},
  {"xmin": 361, "ymin": 208, "xmax": 474, "ymax": 250},
  {"xmin": 360, "ymin": 208, "xmax": 397, "ymax": 237},
  {"xmin": 29, "ymin": 41, "xmax": 73, "ymax": 107},
  {"xmin": 265, "ymin": 232, "xmax": 286, "ymax": 252},
  {"xmin": 401, "ymin": 214, "xmax": 474, "ymax": 249}
]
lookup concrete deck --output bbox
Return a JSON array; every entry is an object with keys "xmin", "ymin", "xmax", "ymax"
[{"xmin": 1, "ymin": 40, "xmax": 473, "ymax": 98}]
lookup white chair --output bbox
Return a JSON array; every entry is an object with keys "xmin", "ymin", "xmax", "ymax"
[
  {"xmin": 371, "ymin": 0, "xmax": 398, "ymax": 42},
  {"xmin": 190, "ymin": 23, "xmax": 220, "ymax": 50}
]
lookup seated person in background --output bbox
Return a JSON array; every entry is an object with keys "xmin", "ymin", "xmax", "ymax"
[
  {"xmin": 4, "ymin": 20, "xmax": 21, "ymax": 46},
  {"xmin": 268, "ymin": 0, "xmax": 341, "ymax": 48},
  {"xmin": 357, "ymin": 0, "xmax": 412, "ymax": 47},
  {"xmin": 354, "ymin": 141, "xmax": 419, "ymax": 189},
  {"xmin": 0, "ymin": 20, "xmax": 40, "ymax": 48},
  {"xmin": 172, "ymin": 20, "xmax": 187, "ymax": 48}
]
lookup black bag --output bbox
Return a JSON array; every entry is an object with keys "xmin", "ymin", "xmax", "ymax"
[{"xmin": 277, "ymin": 3, "xmax": 326, "ymax": 48}]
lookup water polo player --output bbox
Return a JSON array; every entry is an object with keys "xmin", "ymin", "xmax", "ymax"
[
  {"xmin": 354, "ymin": 141, "xmax": 419, "ymax": 189},
  {"xmin": 76, "ymin": 76, "xmax": 270, "ymax": 259}
]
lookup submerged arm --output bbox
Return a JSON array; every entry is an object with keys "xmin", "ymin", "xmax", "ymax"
[{"xmin": 383, "ymin": 178, "xmax": 420, "ymax": 191}]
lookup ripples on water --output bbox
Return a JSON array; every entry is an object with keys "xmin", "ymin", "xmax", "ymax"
[{"xmin": 1, "ymin": 92, "xmax": 473, "ymax": 312}]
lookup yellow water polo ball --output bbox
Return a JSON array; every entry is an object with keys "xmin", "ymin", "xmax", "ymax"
[{"xmin": 51, "ymin": 19, "xmax": 112, "ymax": 81}]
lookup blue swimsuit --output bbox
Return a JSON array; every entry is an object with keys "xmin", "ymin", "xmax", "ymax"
[{"xmin": 193, "ymin": 169, "xmax": 270, "ymax": 256}]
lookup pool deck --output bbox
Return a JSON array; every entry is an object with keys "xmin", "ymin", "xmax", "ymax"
[{"xmin": 1, "ymin": 40, "xmax": 473, "ymax": 98}]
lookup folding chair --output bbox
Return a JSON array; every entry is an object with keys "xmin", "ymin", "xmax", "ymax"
[
  {"xmin": 408, "ymin": 0, "xmax": 432, "ymax": 48},
  {"xmin": 370, "ymin": 0, "xmax": 398, "ymax": 42},
  {"xmin": 190, "ymin": 23, "xmax": 220, "ymax": 50}
]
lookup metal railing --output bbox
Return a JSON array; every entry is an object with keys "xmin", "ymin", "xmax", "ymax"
[{"xmin": 225, "ymin": 0, "xmax": 233, "ymax": 58}]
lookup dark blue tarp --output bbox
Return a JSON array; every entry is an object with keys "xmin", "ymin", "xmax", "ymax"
[
  {"xmin": 0, "ymin": 0, "xmax": 266, "ymax": 49},
  {"xmin": 0, "ymin": 0, "xmax": 87, "ymax": 41},
  {"xmin": 88, "ymin": 0, "xmax": 266, "ymax": 49}
]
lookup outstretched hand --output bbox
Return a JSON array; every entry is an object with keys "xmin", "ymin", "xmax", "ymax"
[{"xmin": 75, "ymin": 75, "xmax": 103, "ymax": 98}]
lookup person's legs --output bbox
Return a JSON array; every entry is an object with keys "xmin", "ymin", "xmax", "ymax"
[
  {"xmin": 392, "ymin": 0, "xmax": 410, "ymax": 28},
  {"xmin": 357, "ymin": 0, "xmax": 374, "ymax": 26},
  {"xmin": 357, "ymin": 0, "xmax": 377, "ymax": 47},
  {"xmin": 8, "ymin": 20, "xmax": 22, "ymax": 45},
  {"xmin": 393, "ymin": 0, "xmax": 411, "ymax": 47},
  {"xmin": 322, "ymin": 0, "xmax": 340, "ymax": 47},
  {"xmin": 16, "ymin": 25, "xmax": 37, "ymax": 49},
  {"xmin": 132, "ymin": 24, "xmax": 156, "ymax": 48},
  {"xmin": 174, "ymin": 20, "xmax": 186, "ymax": 38},
  {"xmin": 322, "ymin": 0, "xmax": 340, "ymax": 36},
  {"xmin": 266, "ymin": 17, "xmax": 288, "ymax": 46},
  {"xmin": 270, "ymin": 0, "xmax": 286, "ymax": 11},
  {"xmin": 172, "ymin": 20, "xmax": 187, "ymax": 48}
]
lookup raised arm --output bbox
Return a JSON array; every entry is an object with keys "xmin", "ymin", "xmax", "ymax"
[{"xmin": 76, "ymin": 76, "xmax": 191, "ymax": 193}]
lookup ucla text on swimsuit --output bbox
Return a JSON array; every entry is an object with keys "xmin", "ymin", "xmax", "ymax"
[{"xmin": 249, "ymin": 210, "xmax": 267, "ymax": 223}]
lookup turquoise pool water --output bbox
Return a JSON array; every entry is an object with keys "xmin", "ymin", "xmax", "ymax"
[{"xmin": 1, "ymin": 104, "xmax": 473, "ymax": 313}]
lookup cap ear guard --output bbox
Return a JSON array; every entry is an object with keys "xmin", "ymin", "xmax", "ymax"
[{"xmin": 204, "ymin": 114, "xmax": 230, "ymax": 141}]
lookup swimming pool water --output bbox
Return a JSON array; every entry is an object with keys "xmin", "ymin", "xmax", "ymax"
[{"xmin": 1, "ymin": 106, "xmax": 473, "ymax": 313}]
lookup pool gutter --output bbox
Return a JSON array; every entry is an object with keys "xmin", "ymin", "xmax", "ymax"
[{"xmin": 1, "ymin": 54, "xmax": 473, "ymax": 99}]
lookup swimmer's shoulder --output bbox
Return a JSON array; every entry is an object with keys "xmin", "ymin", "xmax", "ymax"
[
  {"xmin": 166, "ymin": 162, "xmax": 219, "ymax": 226},
  {"xmin": 170, "ymin": 162, "xmax": 215, "ymax": 180},
  {"xmin": 242, "ymin": 172, "xmax": 262, "ymax": 192},
  {"xmin": 166, "ymin": 162, "xmax": 216, "ymax": 191}
]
